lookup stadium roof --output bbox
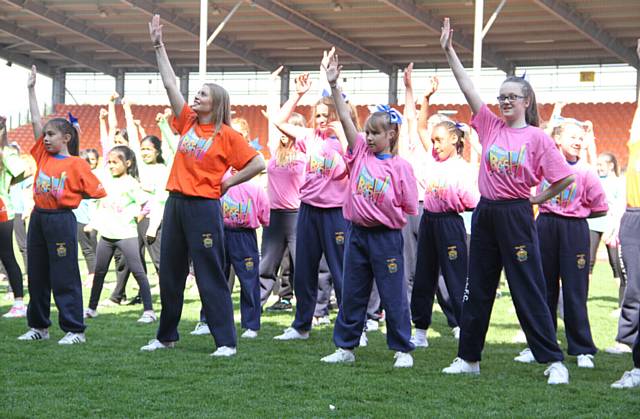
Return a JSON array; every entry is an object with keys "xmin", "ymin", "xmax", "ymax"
[{"xmin": 1, "ymin": 0, "xmax": 639, "ymax": 78}]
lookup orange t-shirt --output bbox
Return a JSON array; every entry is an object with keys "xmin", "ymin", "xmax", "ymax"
[
  {"xmin": 167, "ymin": 104, "xmax": 258, "ymax": 198},
  {"xmin": 31, "ymin": 138, "xmax": 106, "ymax": 209}
]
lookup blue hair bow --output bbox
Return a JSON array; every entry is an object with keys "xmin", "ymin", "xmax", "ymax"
[
  {"xmin": 454, "ymin": 122, "xmax": 468, "ymax": 130},
  {"xmin": 518, "ymin": 70, "xmax": 527, "ymax": 81},
  {"xmin": 68, "ymin": 112, "xmax": 81, "ymax": 132},
  {"xmin": 321, "ymin": 88, "xmax": 348, "ymax": 102},
  {"xmin": 375, "ymin": 104, "xmax": 403, "ymax": 125},
  {"xmin": 249, "ymin": 137, "xmax": 263, "ymax": 151}
]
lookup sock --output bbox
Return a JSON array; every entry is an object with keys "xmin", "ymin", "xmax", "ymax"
[{"xmin": 414, "ymin": 328, "xmax": 427, "ymax": 341}]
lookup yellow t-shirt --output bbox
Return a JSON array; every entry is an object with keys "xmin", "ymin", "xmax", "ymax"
[{"xmin": 626, "ymin": 140, "xmax": 640, "ymax": 208}]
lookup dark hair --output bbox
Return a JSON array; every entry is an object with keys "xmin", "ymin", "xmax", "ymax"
[
  {"xmin": 502, "ymin": 76, "xmax": 539, "ymax": 127},
  {"xmin": 434, "ymin": 121, "xmax": 466, "ymax": 155},
  {"xmin": 44, "ymin": 118, "xmax": 79, "ymax": 156},
  {"xmin": 140, "ymin": 135, "xmax": 165, "ymax": 165},
  {"xmin": 108, "ymin": 145, "xmax": 139, "ymax": 180},
  {"xmin": 80, "ymin": 148, "xmax": 99, "ymax": 164},
  {"xmin": 114, "ymin": 127, "xmax": 129, "ymax": 143},
  {"xmin": 364, "ymin": 112, "xmax": 400, "ymax": 155},
  {"xmin": 600, "ymin": 152, "xmax": 620, "ymax": 177}
]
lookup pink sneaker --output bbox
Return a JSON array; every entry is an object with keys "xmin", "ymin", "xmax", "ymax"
[{"xmin": 3, "ymin": 305, "xmax": 26, "ymax": 318}]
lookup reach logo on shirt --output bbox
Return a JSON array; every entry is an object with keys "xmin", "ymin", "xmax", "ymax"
[
  {"xmin": 426, "ymin": 179, "xmax": 449, "ymax": 201},
  {"xmin": 355, "ymin": 166, "xmax": 390, "ymax": 205},
  {"xmin": 222, "ymin": 195, "xmax": 253, "ymax": 225},
  {"xmin": 307, "ymin": 151, "xmax": 336, "ymax": 177},
  {"xmin": 540, "ymin": 179, "xmax": 577, "ymax": 208},
  {"xmin": 487, "ymin": 144, "xmax": 526, "ymax": 178},
  {"xmin": 35, "ymin": 170, "xmax": 66, "ymax": 200},
  {"xmin": 177, "ymin": 127, "xmax": 213, "ymax": 160}
]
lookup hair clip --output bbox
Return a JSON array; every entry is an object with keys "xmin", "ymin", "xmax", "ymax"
[
  {"xmin": 68, "ymin": 112, "xmax": 82, "ymax": 133},
  {"xmin": 375, "ymin": 104, "xmax": 403, "ymax": 125},
  {"xmin": 321, "ymin": 88, "xmax": 348, "ymax": 102},
  {"xmin": 249, "ymin": 137, "xmax": 263, "ymax": 151},
  {"xmin": 518, "ymin": 71, "xmax": 527, "ymax": 81}
]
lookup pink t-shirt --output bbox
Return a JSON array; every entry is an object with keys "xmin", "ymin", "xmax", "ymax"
[
  {"xmin": 405, "ymin": 138, "xmax": 429, "ymax": 200},
  {"xmin": 538, "ymin": 160, "xmax": 608, "ymax": 218},
  {"xmin": 423, "ymin": 154, "xmax": 480, "ymax": 213},
  {"xmin": 298, "ymin": 130, "xmax": 348, "ymax": 208},
  {"xmin": 221, "ymin": 179, "xmax": 270, "ymax": 229},
  {"xmin": 266, "ymin": 144, "xmax": 306, "ymax": 210},
  {"xmin": 343, "ymin": 134, "xmax": 418, "ymax": 229},
  {"xmin": 472, "ymin": 105, "xmax": 572, "ymax": 200}
]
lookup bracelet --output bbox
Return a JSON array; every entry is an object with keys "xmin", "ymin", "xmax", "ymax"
[
  {"xmin": 329, "ymin": 83, "xmax": 337, "ymax": 88},
  {"xmin": 154, "ymin": 43, "xmax": 165, "ymax": 49}
]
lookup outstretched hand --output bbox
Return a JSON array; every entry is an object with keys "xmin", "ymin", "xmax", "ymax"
[
  {"xmin": 27, "ymin": 65, "xmax": 36, "ymax": 89},
  {"xmin": 270, "ymin": 65, "xmax": 284, "ymax": 80},
  {"xmin": 403, "ymin": 62, "xmax": 414, "ymax": 89},
  {"xmin": 440, "ymin": 18, "xmax": 453, "ymax": 51},
  {"xmin": 425, "ymin": 76, "xmax": 439, "ymax": 98},
  {"xmin": 99, "ymin": 108, "xmax": 108, "ymax": 119},
  {"xmin": 149, "ymin": 14, "xmax": 164, "ymax": 45},
  {"xmin": 324, "ymin": 52, "xmax": 342, "ymax": 86},
  {"xmin": 294, "ymin": 73, "xmax": 311, "ymax": 96},
  {"xmin": 321, "ymin": 46, "xmax": 336, "ymax": 70}
]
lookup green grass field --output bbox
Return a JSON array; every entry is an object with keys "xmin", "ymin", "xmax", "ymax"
[{"xmin": 1, "ymin": 263, "xmax": 638, "ymax": 418}]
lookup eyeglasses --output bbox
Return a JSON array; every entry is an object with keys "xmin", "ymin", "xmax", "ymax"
[{"xmin": 497, "ymin": 94, "xmax": 525, "ymax": 103}]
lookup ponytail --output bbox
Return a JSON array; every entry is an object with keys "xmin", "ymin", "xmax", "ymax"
[{"xmin": 502, "ymin": 76, "xmax": 539, "ymax": 127}]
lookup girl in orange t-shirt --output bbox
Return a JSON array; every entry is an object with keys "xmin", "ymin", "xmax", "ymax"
[
  {"xmin": 139, "ymin": 15, "xmax": 264, "ymax": 357},
  {"xmin": 17, "ymin": 66, "xmax": 106, "ymax": 345}
]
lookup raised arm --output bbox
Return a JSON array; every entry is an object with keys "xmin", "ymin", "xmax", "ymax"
[
  {"xmin": 417, "ymin": 76, "xmax": 439, "ymax": 154},
  {"xmin": 157, "ymin": 109, "xmax": 178, "ymax": 163},
  {"xmin": 325, "ymin": 53, "xmax": 358, "ymax": 150},
  {"xmin": 149, "ymin": 14, "xmax": 185, "ymax": 116},
  {"xmin": 27, "ymin": 66, "xmax": 43, "ymax": 140},
  {"xmin": 98, "ymin": 108, "xmax": 111, "ymax": 160},
  {"xmin": 108, "ymin": 92, "xmax": 118, "ymax": 140},
  {"xmin": 263, "ymin": 66, "xmax": 289, "ymax": 153},
  {"xmin": 441, "ymin": 18, "xmax": 483, "ymax": 115},
  {"xmin": 403, "ymin": 63, "xmax": 417, "ymax": 132},
  {"xmin": 122, "ymin": 98, "xmax": 141, "ymax": 159},
  {"xmin": 272, "ymin": 73, "xmax": 312, "ymax": 140}
]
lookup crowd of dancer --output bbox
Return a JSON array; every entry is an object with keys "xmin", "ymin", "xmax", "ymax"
[{"xmin": 1, "ymin": 16, "xmax": 639, "ymax": 388}]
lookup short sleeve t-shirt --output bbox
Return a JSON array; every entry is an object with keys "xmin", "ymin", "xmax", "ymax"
[
  {"xmin": 0, "ymin": 146, "xmax": 25, "ymax": 221},
  {"xmin": 266, "ymin": 143, "xmax": 306, "ymax": 210},
  {"xmin": 423, "ymin": 154, "xmax": 479, "ymax": 213},
  {"xmin": 471, "ymin": 105, "xmax": 572, "ymax": 200},
  {"xmin": 31, "ymin": 137, "xmax": 105, "ymax": 209},
  {"xmin": 168, "ymin": 104, "xmax": 258, "ymax": 199},
  {"xmin": 342, "ymin": 134, "xmax": 418, "ymax": 229},
  {"xmin": 538, "ymin": 160, "xmax": 608, "ymax": 218},
  {"xmin": 222, "ymin": 179, "xmax": 270, "ymax": 229}
]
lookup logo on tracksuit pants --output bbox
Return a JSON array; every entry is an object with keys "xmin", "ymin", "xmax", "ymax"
[
  {"xmin": 514, "ymin": 245, "xmax": 528, "ymax": 262},
  {"xmin": 335, "ymin": 231, "xmax": 345, "ymax": 245},
  {"xmin": 202, "ymin": 233, "xmax": 213, "ymax": 248},
  {"xmin": 576, "ymin": 253, "xmax": 586, "ymax": 269},
  {"xmin": 56, "ymin": 242, "xmax": 67, "ymax": 257}
]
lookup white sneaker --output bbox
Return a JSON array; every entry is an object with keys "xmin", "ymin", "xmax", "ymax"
[
  {"xmin": 3, "ymin": 305, "xmax": 26, "ymax": 318},
  {"xmin": 58, "ymin": 332, "xmax": 86, "ymax": 345},
  {"xmin": 312, "ymin": 315, "xmax": 331, "ymax": 327},
  {"xmin": 366, "ymin": 319, "xmax": 379, "ymax": 331},
  {"xmin": 273, "ymin": 327, "xmax": 309, "ymax": 340},
  {"xmin": 190, "ymin": 322, "xmax": 211, "ymax": 336},
  {"xmin": 211, "ymin": 346, "xmax": 237, "ymax": 357},
  {"xmin": 17, "ymin": 328, "xmax": 49, "ymax": 341},
  {"xmin": 544, "ymin": 362, "xmax": 569, "ymax": 385},
  {"xmin": 605, "ymin": 342, "xmax": 632, "ymax": 355},
  {"xmin": 83, "ymin": 308, "xmax": 98, "ymax": 319},
  {"xmin": 140, "ymin": 339, "xmax": 175, "ymax": 351},
  {"xmin": 321, "ymin": 348, "xmax": 355, "ymax": 364},
  {"xmin": 611, "ymin": 368, "xmax": 640, "ymax": 389},
  {"xmin": 514, "ymin": 347, "xmax": 535, "ymax": 364},
  {"xmin": 410, "ymin": 335, "xmax": 429, "ymax": 348},
  {"xmin": 452, "ymin": 327, "xmax": 460, "ymax": 340},
  {"xmin": 359, "ymin": 332, "xmax": 368, "ymax": 347},
  {"xmin": 241, "ymin": 329, "xmax": 258, "ymax": 339},
  {"xmin": 137, "ymin": 311, "xmax": 157, "ymax": 324},
  {"xmin": 393, "ymin": 352, "xmax": 413, "ymax": 368},
  {"xmin": 577, "ymin": 354, "xmax": 594, "ymax": 369},
  {"xmin": 442, "ymin": 357, "xmax": 480, "ymax": 375}
]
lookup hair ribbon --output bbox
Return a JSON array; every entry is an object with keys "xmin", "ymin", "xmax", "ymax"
[{"xmin": 375, "ymin": 104, "xmax": 403, "ymax": 125}]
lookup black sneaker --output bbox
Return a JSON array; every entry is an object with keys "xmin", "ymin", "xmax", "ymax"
[
  {"xmin": 266, "ymin": 299, "xmax": 292, "ymax": 312},
  {"xmin": 126, "ymin": 295, "xmax": 142, "ymax": 306}
]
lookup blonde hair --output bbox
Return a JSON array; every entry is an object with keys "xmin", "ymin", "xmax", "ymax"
[
  {"xmin": 276, "ymin": 112, "xmax": 306, "ymax": 166},
  {"xmin": 231, "ymin": 117, "xmax": 250, "ymax": 140},
  {"xmin": 203, "ymin": 83, "xmax": 232, "ymax": 139},
  {"xmin": 364, "ymin": 112, "xmax": 400, "ymax": 156},
  {"xmin": 311, "ymin": 96, "xmax": 338, "ymax": 131}
]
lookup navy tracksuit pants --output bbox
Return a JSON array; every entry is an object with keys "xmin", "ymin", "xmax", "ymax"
[
  {"xmin": 292, "ymin": 203, "xmax": 347, "ymax": 332},
  {"xmin": 259, "ymin": 209, "xmax": 298, "ymax": 305},
  {"xmin": 224, "ymin": 228, "xmax": 261, "ymax": 331},
  {"xmin": 27, "ymin": 208, "xmax": 85, "ymax": 333},
  {"xmin": 618, "ymin": 209, "xmax": 640, "ymax": 346},
  {"xmin": 334, "ymin": 225, "xmax": 413, "ymax": 352},
  {"xmin": 411, "ymin": 211, "xmax": 467, "ymax": 331},
  {"xmin": 458, "ymin": 198, "xmax": 564, "ymax": 363},
  {"xmin": 157, "ymin": 193, "xmax": 236, "ymax": 348},
  {"xmin": 537, "ymin": 213, "xmax": 597, "ymax": 355}
]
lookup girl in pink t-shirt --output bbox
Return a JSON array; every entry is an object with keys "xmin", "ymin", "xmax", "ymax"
[
  {"xmin": 410, "ymin": 120, "xmax": 479, "ymax": 348},
  {"xmin": 512, "ymin": 120, "xmax": 607, "ymax": 368},
  {"xmin": 272, "ymin": 71, "xmax": 350, "ymax": 340},
  {"xmin": 439, "ymin": 18, "xmax": 574, "ymax": 385},
  {"xmin": 319, "ymin": 53, "xmax": 418, "ymax": 368}
]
